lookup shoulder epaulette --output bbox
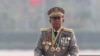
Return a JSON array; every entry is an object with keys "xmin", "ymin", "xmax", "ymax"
[
  {"xmin": 40, "ymin": 28, "xmax": 49, "ymax": 32},
  {"xmin": 63, "ymin": 28, "xmax": 73, "ymax": 32}
]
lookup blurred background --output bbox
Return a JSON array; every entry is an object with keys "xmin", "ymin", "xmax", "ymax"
[{"xmin": 0, "ymin": 0, "xmax": 100, "ymax": 56}]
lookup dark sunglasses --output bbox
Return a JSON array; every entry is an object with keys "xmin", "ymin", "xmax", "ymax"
[{"xmin": 50, "ymin": 16, "xmax": 62, "ymax": 19}]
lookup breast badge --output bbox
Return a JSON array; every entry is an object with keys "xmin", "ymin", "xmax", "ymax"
[{"xmin": 45, "ymin": 44, "xmax": 49, "ymax": 51}]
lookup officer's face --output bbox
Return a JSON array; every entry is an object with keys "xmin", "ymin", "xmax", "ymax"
[{"xmin": 49, "ymin": 16, "xmax": 64, "ymax": 29}]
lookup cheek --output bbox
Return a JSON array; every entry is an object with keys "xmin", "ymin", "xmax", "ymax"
[
  {"xmin": 50, "ymin": 19, "xmax": 54, "ymax": 22},
  {"xmin": 49, "ymin": 20, "xmax": 54, "ymax": 24},
  {"xmin": 61, "ymin": 19, "xmax": 64, "ymax": 23},
  {"xmin": 49, "ymin": 20, "xmax": 52, "ymax": 23}
]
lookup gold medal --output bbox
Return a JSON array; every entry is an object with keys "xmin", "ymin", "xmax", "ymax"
[
  {"xmin": 45, "ymin": 44, "xmax": 49, "ymax": 51},
  {"xmin": 56, "ymin": 47, "xmax": 61, "ymax": 52},
  {"xmin": 51, "ymin": 47, "xmax": 56, "ymax": 52},
  {"xmin": 42, "ymin": 41, "xmax": 46, "ymax": 45}
]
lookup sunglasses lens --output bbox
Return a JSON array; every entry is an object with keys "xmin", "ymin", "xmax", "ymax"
[{"xmin": 51, "ymin": 16, "xmax": 61, "ymax": 19}]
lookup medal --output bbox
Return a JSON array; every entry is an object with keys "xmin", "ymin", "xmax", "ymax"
[
  {"xmin": 50, "ymin": 28, "xmax": 63, "ymax": 52},
  {"xmin": 56, "ymin": 47, "xmax": 61, "ymax": 52},
  {"xmin": 46, "ymin": 42, "xmax": 51, "ymax": 45},
  {"xmin": 42, "ymin": 41, "xmax": 46, "ymax": 45},
  {"xmin": 61, "ymin": 37, "xmax": 65, "ymax": 45},
  {"xmin": 62, "ymin": 46, "xmax": 65, "ymax": 50},
  {"xmin": 67, "ymin": 37, "xmax": 70, "ymax": 40},
  {"xmin": 51, "ymin": 47, "xmax": 56, "ymax": 52},
  {"xmin": 45, "ymin": 44, "xmax": 49, "ymax": 51},
  {"xmin": 48, "ymin": 42, "xmax": 51, "ymax": 45},
  {"xmin": 65, "ymin": 38, "xmax": 68, "ymax": 43}
]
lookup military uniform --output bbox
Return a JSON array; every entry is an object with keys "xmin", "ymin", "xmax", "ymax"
[{"xmin": 34, "ymin": 7, "xmax": 79, "ymax": 56}]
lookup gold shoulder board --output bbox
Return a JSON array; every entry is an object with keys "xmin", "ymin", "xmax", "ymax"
[
  {"xmin": 40, "ymin": 28, "xmax": 49, "ymax": 32},
  {"xmin": 63, "ymin": 28, "xmax": 73, "ymax": 32}
]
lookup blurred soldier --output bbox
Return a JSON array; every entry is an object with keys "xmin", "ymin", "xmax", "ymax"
[{"xmin": 34, "ymin": 7, "xmax": 79, "ymax": 56}]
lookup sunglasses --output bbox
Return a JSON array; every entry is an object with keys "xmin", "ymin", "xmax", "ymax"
[{"xmin": 50, "ymin": 16, "xmax": 62, "ymax": 19}]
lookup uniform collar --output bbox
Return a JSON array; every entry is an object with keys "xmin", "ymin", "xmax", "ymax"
[{"xmin": 52, "ymin": 26, "xmax": 63, "ymax": 32}]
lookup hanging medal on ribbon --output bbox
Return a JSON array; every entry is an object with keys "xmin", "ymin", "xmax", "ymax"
[{"xmin": 50, "ymin": 28, "xmax": 62, "ymax": 52}]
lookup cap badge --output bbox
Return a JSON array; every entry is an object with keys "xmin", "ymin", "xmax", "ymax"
[{"xmin": 54, "ymin": 8, "xmax": 59, "ymax": 13}]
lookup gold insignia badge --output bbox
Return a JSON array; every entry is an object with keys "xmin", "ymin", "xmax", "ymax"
[
  {"xmin": 45, "ymin": 44, "xmax": 49, "ymax": 51},
  {"xmin": 54, "ymin": 8, "xmax": 59, "ymax": 13},
  {"xmin": 56, "ymin": 47, "xmax": 61, "ymax": 52},
  {"xmin": 51, "ymin": 47, "xmax": 56, "ymax": 52}
]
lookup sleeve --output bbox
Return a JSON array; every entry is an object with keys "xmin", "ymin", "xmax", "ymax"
[
  {"xmin": 68, "ymin": 31, "xmax": 79, "ymax": 56},
  {"xmin": 34, "ymin": 33, "xmax": 44, "ymax": 56}
]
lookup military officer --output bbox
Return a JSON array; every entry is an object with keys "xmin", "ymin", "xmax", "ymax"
[{"xmin": 34, "ymin": 7, "xmax": 79, "ymax": 56}]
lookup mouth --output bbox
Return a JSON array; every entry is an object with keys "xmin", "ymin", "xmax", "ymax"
[{"xmin": 54, "ymin": 22, "xmax": 60, "ymax": 24}]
